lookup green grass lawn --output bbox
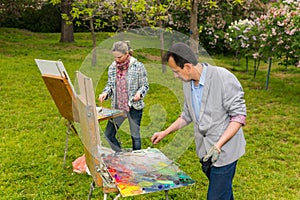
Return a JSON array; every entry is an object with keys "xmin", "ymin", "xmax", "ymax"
[{"xmin": 1, "ymin": 28, "xmax": 299, "ymax": 200}]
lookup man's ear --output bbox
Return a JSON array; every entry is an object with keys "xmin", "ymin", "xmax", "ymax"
[{"xmin": 183, "ymin": 63, "xmax": 193, "ymax": 72}]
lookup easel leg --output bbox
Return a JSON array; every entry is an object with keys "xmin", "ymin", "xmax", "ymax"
[
  {"xmin": 88, "ymin": 180, "xmax": 95, "ymax": 200},
  {"xmin": 113, "ymin": 193, "xmax": 121, "ymax": 200},
  {"xmin": 63, "ymin": 120, "xmax": 71, "ymax": 166},
  {"xmin": 165, "ymin": 190, "xmax": 169, "ymax": 200}
]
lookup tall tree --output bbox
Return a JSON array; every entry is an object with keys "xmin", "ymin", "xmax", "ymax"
[
  {"xmin": 190, "ymin": 0, "xmax": 199, "ymax": 53},
  {"xmin": 70, "ymin": 1, "xmax": 118, "ymax": 65},
  {"xmin": 60, "ymin": 0, "xmax": 74, "ymax": 42}
]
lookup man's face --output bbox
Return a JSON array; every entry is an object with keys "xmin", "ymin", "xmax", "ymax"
[{"xmin": 168, "ymin": 56, "xmax": 190, "ymax": 82}]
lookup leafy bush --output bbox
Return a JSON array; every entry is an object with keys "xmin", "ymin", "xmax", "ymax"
[
  {"xmin": 224, "ymin": 0, "xmax": 300, "ymax": 68},
  {"xmin": 0, "ymin": 3, "xmax": 61, "ymax": 32}
]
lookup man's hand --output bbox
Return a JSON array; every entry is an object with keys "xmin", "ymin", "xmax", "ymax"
[
  {"xmin": 151, "ymin": 131, "xmax": 166, "ymax": 144},
  {"xmin": 203, "ymin": 145, "xmax": 221, "ymax": 163}
]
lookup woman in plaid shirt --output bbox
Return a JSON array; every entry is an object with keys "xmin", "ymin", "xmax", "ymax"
[{"xmin": 98, "ymin": 41, "xmax": 149, "ymax": 152}]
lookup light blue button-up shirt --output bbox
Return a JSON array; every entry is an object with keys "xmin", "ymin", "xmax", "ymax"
[{"xmin": 191, "ymin": 64, "xmax": 207, "ymax": 122}]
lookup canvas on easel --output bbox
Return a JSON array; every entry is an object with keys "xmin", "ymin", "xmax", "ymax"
[
  {"xmin": 75, "ymin": 71, "xmax": 195, "ymax": 200},
  {"xmin": 35, "ymin": 59, "xmax": 79, "ymax": 165}
]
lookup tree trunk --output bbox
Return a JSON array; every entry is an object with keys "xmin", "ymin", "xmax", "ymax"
[
  {"xmin": 253, "ymin": 58, "xmax": 260, "ymax": 79},
  {"xmin": 189, "ymin": 0, "xmax": 199, "ymax": 54},
  {"xmin": 60, "ymin": 0, "xmax": 74, "ymax": 43},
  {"xmin": 245, "ymin": 56, "xmax": 249, "ymax": 73},
  {"xmin": 90, "ymin": 18, "xmax": 97, "ymax": 66},
  {"xmin": 158, "ymin": 21, "xmax": 166, "ymax": 73},
  {"xmin": 265, "ymin": 57, "xmax": 272, "ymax": 90},
  {"xmin": 117, "ymin": 2, "xmax": 123, "ymax": 32},
  {"xmin": 156, "ymin": 0, "xmax": 166, "ymax": 73}
]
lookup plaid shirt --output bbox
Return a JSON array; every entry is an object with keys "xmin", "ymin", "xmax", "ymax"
[{"xmin": 103, "ymin": 56, "xmax": 149, "ymax": 110}]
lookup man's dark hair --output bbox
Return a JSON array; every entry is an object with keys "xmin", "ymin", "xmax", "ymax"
[{"xmin": 163, "ymin": 42, "xmax": 198, "ymax": 69}]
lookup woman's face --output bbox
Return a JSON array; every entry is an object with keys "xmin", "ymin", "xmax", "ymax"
[{"xmin": 113, "ymin": 51, "xmax": 129, "ymax": 64}]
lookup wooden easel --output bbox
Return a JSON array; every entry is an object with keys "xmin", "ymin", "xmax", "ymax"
[
  {"xmin": 76, "ymin": 71, "xmax": 118, "ymax": 199},
  {"xmin": 35, "ymin": 59, "xmax": 79, "ymax": 165}
]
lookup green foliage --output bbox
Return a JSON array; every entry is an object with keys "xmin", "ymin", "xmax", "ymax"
[
  {"xmin": 225, "ymin": 1, "xmax": 300, "ymax": 68},
  {"xmin": 198, "ymin": 0, "xmax": 266, "ymax": 54},
  {"xmin": 1, "ymin": 28, "xmax": 300, "ymax": 199},
  {"xmin": 224, "ymin": 19, "xmax": 257, "ymax": 57},
  {"xmin": 232, "ymin": 0, "xmax": 244, "ymax": 6},
  {"xmin": 205, "ymin": 0, "xmax": 219, "ymax": 9},
  {"xmin": 258, "ymin": 1, "xmax": 300, "ymax": 67},
  {"xmin": 0, "ymin": 0, "xmax": 268, "ymax": 55},
  {"xmin": 0, "ymin": 2, "xmax": 61, "ymax": 32}
]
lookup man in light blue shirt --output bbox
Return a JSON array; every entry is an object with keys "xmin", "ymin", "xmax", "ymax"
[{"xmin": 151, "ymin": 43, "xmax": 246, "ymax": 200}]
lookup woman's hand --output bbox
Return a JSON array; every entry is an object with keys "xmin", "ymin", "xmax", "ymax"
[
  {"xmin": 133, "ymin": 92, "xmax": 141, "ymax": 101},
  {"xmin": 98, "ymin": 93, "xmax": 108, "ymax": 103}
]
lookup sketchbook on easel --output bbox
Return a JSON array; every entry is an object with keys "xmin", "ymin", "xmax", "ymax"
[{"xmin": 34, "ymin": 59, "xmax": 78, "ymax": 122}]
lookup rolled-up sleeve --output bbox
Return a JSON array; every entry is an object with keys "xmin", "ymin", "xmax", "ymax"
[{"xmin": 230, "ymin": 115, "xmax": 246, "ymax": 126}]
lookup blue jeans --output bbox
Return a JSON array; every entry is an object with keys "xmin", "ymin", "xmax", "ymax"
[
  {"xmin": 104, "ymin": 107, "xmax": 143, "ymax": 152},
  {"xmin": 203, "ymin": 160, "xmax": 237, "ymax": 200}
]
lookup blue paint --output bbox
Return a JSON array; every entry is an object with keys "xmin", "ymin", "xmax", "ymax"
[{"xmin": 142, "ymin": 187, "xmax": 159, "ymax": 192}]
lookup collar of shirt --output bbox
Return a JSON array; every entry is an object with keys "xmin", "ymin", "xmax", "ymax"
[{"xmin": 191, "ymin": 64, "xmax": 207, "ymax": 90}]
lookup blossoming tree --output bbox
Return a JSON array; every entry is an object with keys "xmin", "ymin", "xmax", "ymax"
[{"xmin": 225, "ymin": 0, "xmax": 300, "ymax": 70}]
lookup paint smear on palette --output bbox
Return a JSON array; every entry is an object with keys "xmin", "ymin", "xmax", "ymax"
[{"xmin": 102, "ymin": 148, "xmax": 195, "ymax": 197}]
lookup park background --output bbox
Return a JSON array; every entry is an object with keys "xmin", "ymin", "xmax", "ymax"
[{"xmin": 1, "ymin": 0, "xmax": 300, "ymax": 199}]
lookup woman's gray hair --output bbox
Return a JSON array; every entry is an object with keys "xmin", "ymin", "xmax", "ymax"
[{"xmin": 111, "ymin": 41, "xmax": 133, "ymax": 55}]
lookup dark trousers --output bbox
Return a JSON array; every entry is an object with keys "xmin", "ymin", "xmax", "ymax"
[
  {"xmin": 104, "ymin": 107, "xmax": 143, "ymax": 152},
  {"xmin": 203, "ymin": 160, "xmax": 238, "ymax": 200}
]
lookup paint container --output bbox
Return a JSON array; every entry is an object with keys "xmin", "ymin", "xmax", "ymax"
[
  {"xmin": 114, "ymin": 174, "xmax": 121, "ymax": 182},
  {"xmin": 173, "ymin": 180, "xmax": 180, "ymax": 185}
]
